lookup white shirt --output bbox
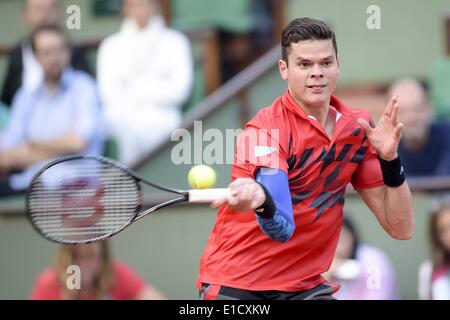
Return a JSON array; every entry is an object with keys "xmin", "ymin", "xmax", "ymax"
[
  {"xmin": 97, "ymin": 15, "xmax": 193, "ymax": 165},
  {"xmin": 22, "ymin": 44, "xmax": 44, "ymax": 92}
]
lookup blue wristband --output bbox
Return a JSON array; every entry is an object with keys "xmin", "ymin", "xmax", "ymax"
[{"xmin": 254, "ymin": 183, "xmax": 276, "ymax": 219}]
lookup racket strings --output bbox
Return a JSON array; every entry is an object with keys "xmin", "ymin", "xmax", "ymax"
[{"xmin": 28, "ymin": 159, "xmax": 141, "ymax": 243}]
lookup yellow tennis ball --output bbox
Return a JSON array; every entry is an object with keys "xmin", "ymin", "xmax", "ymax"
[{"xmin": 188, "ymin": 165, "xmax": 216, "ymax": 189}]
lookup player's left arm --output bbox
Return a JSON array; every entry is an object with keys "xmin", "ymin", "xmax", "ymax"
[
  {"xmin": 357, "ymin": 94, "xmax": 415, "ymax": 240},
  {"xmin": 357, "ymin": 183, "xmax": 414, "ymax": 240}
]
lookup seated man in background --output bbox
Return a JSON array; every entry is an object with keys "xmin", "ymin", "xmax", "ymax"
[
  {"xmin": 393, "ymin": 78, "xmax": 450, "ymax": 177},
  {"xmin": 1, "ymin": 0, "xmax": 91, "ymax": 107},
  {"xmin": 31, "ymin": 240, "xmax": 166, "ymax": 300},
  {"xmin": 97, "ymin": 0, "xmax": 193, "ymax": 166},
  {"xmin": 323, "ymin": 216, "xmax": 399, "ymax": 300},
  {"xmin": 0, "ymin": 25, "xmax": 103, "ymax": 197}
]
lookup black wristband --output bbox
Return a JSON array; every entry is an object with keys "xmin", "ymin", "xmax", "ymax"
[
  {"xmin": 378, "ymin": 155, "xmax": 406, "ymax": 187},
  {"xmin": 254, "ymin": 183, "xmax": 276, "ymax": 219}
]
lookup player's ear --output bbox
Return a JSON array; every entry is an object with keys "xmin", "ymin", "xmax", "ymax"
[{"xmin": 278, "ymin": 59, "xmax": 288, "ymax": 81}]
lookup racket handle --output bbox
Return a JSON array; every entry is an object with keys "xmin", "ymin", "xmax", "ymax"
[{"xmin": 188, "ymin": 188, "xmax": 229, "ymax": 203}]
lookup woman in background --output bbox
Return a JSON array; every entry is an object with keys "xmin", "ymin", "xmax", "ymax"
[
  {"xmin": 418, "ymin": 195, "xmax": 450, "ymax": 300},
  {"xmin": 324, "ymin": 216, "xmax": 399, "ymax": 300},
  {"xmin": 30, "ymin": 240, "xmax": 166, "ymax": 300}
]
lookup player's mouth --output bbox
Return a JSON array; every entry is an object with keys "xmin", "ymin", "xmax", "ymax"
[{"xmin": 306, "ymin": 84, "xmax": 327, "ymax": 93}]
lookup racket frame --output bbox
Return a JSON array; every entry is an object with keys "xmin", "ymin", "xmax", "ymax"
[{"xmin": 26, "ymin": 155, "xmax": 189, "ymax": 244}]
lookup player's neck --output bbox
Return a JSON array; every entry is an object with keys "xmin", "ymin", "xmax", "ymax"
[
  {"xmin": 289, "ymin": 92, "xmax": 336, "ymax": 138},
  {"xmin": 290, "ymin": 93, "xmax": 331, "ymax": 126}
]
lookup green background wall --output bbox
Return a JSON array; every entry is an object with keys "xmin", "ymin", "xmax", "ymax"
[
  {"xmin": 286, "ymin": 0, "xmax": 449, "ymax": 84},
  {"xmin": 1, "ymin": 0, "xmax": 448, "ymax": 86}
]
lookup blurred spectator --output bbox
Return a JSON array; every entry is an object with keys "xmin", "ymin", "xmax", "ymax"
[
  {"xmin": 392, "ymin": 78, "xmax": 450, "ymax": 177},
  {"xmin": 220, "ymin": 0, "xmax": 275, "ymax": 82},
  {"xmin": 429, "ymin": 57, "xmax": 450, "ymax": 119},
  {"xmin": 324, "ymin": 216, "xmax": 399, "ymax": 300},
  {"xmin": 30, "ymin": 241, "xmax": 166, "ymax": 300},
  {"xmin": 1, "ymin": 0, "xmax": 91, "ymax": 107},
  {"xmin": 0, "ymin": 25, "xmax": 103, "ymax": 197},
  {"xmin": 97, "ymin": 0, "xmax": 193, "ymax": 166},
  {"xmin": 418, "ymin": 195, "xmax": 450, "ymax": 300}
]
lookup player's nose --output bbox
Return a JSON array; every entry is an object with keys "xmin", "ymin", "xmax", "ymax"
[{"xmin": 310, "ymin": 64, "xmax": 324, "ymax": 78}]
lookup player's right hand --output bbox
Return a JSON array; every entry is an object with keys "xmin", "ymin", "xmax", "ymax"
[{"xmin": 211, "ymin": 178, "xmax": 266, "ymax": 211}]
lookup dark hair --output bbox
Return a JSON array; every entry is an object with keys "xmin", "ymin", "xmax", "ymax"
[
  {"xmin": 342, "ymin": 215, "xmax": 359, "ymax": 260},
  {"xmin": 30, "ymin": 24, "xmax": 68, "ymax": 54},
  {"xmin": 281, "ymin": 17, "xmax": 337, "ymax": 64}
]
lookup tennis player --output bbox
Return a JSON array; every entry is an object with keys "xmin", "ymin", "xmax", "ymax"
[{"xmin": 197, "ymin": 17, "xmax": 415, "ymax": 300}]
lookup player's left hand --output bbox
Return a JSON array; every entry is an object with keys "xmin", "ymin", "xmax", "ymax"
[{"xmin": 357, "ymin": 94, "xmax": 403, "ymax": 161}]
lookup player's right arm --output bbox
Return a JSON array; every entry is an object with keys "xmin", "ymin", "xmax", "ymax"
[
  {"xmin": 254, "ymin": 168, "xmax": 295, "ymax": 242},
  {"xmin": 212, "ymin": 168, "xmax": 295, "ymax": 242},
  {"xmin": 211, "ymin": 113, "xmax": 295, "ymax": 242}
]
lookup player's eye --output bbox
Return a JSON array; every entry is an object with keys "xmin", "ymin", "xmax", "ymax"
[
  {"xmin": 298, "ymin": 63, "xmax": 310, "ymax": 69},
  {"xmin": 322, "ymin": 61, "xmax": 332, "ymax": 67}
]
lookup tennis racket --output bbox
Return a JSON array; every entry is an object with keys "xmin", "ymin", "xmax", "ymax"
[{"xmin": 26, "ymin": 155, "xmax": 229, "ymax": 244}]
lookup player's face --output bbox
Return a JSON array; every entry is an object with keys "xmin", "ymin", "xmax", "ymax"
[
  {"xmin": 437, "ymin": 209, "xmax": 450, "ymax": 253},
  {"xmin": 34, "ymin": 31, "xmax": 70, "ymax": 83},
  {"xmin": 279, "ymin": 39, "xmax": 339, "ymax": 109}
]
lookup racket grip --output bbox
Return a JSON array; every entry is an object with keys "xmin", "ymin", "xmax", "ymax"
[{"xmin": 188, "ymin": 188, "xmax": 229, "ymax": 203}]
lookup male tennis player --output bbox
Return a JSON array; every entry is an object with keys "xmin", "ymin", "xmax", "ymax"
[{"xmin": 197, "ymin": 17, "xmax": 415, "ymax": 300}]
